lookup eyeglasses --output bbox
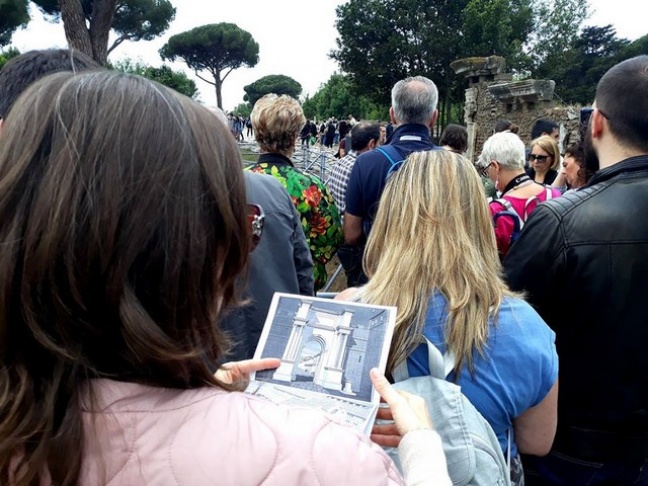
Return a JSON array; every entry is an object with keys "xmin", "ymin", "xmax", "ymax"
[
  {"xmin": 528, "ymin": 154, "xmax": 550, "ymax": 163},
  {"xmin": 477, "ymin": 162, "xmax": 493, "ymax": 177},
  {"xmin": 247, "ymin": 204, "xmax": 265, "ymax": 252}
]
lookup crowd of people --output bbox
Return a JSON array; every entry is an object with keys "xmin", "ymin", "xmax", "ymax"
[{"xmin": 0, "ymin": 46, "xmax": 647, "ymax": 486}]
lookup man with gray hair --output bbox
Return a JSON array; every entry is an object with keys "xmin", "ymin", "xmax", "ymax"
[{"xmin": 344, "ymin": 76, "xmax": 440, "ymax": 246}]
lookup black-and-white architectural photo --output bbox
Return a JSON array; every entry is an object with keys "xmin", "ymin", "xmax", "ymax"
[{"xmin": 254, "ymin": 295, "xmax": 394, "ymax": 403}]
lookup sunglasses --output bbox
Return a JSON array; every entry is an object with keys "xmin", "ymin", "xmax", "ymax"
[
  {"xmin": 528, "ymin": 154, "xmax": 550, "ymax": 163},
  {"xmin": 247, "ymin": 204, "xmax": 265, "ymax": 252}
]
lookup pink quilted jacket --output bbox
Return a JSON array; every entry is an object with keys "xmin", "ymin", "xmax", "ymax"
[{"xmin": 78, "ymin": 379, "xmax": 404, "ymax": 485}]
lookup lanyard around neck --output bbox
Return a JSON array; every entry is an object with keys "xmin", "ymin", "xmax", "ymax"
[{"xmin": 501, "ymin": 174, "xmax": 532, "ymax": 196}]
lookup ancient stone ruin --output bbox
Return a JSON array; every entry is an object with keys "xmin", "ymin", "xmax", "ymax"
[{"xmin": 450, "ymin": 56, "xmax": 582, "ymax": 161}]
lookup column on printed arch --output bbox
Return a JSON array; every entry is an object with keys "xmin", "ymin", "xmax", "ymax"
[
  {"xmin": 318, "ymin": 310, "xmax": 353, "ymax": 391},
  {"xmin": 273, "ymin": 301, "xmax": 311, "ymax": 382}
]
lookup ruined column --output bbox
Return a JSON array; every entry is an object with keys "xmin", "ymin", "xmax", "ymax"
[{"xmin": 450, "ymin": 56, "xmax": 508, "ymax": 162}]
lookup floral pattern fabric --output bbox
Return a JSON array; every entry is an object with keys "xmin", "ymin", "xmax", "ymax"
[{"xmin": 247, "ymin": 154, "xmax": 343, "ymax": 291}]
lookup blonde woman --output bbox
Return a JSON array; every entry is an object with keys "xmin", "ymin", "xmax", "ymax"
[
  {"xmin": 526, "ymin": 135, "xmax": 561, "ymax": 185},
  {"xmin": 337, "ymin": 150, "xmax": 558, "ymax": 483}
]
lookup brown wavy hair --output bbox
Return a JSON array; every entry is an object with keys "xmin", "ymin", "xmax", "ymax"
[{"xmin": 0, "ymin": 71, "xmax": 249, "ymax": 485}]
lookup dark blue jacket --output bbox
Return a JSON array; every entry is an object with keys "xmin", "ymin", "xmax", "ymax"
[{"xmin": 345, "ymin": 123, "xmax": 439, "ymax": 234}]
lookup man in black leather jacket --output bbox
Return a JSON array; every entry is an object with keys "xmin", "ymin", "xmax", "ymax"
[{"xmin": 504, "ymin": 56, "xmax": 648, "ymax": 484}]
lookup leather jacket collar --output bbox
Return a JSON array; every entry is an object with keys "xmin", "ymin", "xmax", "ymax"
[{"xmin": 588, "ymin": 154, "xmax": 648, "ymax": 186}]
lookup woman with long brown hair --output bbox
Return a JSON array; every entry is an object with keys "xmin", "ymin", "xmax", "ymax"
[
  {"xmin": 0, "ymin": 71, "xmax": 446, "ymax": 485},
  {"xmin": 338, "ymin": 150, "xmax": 559, "ymax": 484}
]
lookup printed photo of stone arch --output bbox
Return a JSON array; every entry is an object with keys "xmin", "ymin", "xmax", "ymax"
[{"xmin": 253, "ymin": 294, "xmax": 396, "ymax": 403}]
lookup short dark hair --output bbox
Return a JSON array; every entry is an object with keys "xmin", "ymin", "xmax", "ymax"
[
  {"xmin": 596, "ymin": 55, "xmax": 648, "ymax": 153},
  {"xmin": 531, "ymin": 119, "xmax": 558, "ymax": 139},
  {"xmin": 494, "ymin": 119, "xmax": 512, "ymax": 133},
  {"xmin": 439, "ymin": 124, "xmax": 468, "ymax": 153},
  {"xmin": 0, "ymin": 48, "xmax": 100, "ymax": 118},
  {"xmin": 350, "ymin": 121, "xmax": 380, "ymax": 151}
]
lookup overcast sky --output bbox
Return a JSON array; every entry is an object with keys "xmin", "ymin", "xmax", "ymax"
[{"xmin": 9, "ymin": 0, "xmax": 647, "ymax": 111}]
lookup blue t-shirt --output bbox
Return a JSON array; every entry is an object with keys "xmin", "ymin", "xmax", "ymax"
[
  {"xmin": 407, "ymin": 292, "xmax": 558, "ymax": 456},
  {"xmin": 344, "ymin": 123, "xmax": 439, "ymax": 234}
]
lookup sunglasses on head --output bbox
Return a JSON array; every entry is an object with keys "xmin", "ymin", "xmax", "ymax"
[
  {"xmin": 247, "ymin": 204, "xmax": 265, "ymax": 252},
  {"xmin": 528, "ymin": 154, "xmax": 550, "ymax": 163}
]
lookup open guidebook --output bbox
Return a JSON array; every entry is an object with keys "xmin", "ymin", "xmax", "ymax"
[{"xmin": 246, "ymin": 293, "xmax": 397, "ymax": 435}]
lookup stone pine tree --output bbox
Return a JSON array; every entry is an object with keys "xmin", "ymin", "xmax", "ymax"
[
  {"xmin": 243, "ymin": 75, "xmax": 302, "ymax": 106},
  {"xmin": 0, "ymin": 0, "xmax": 29, "ymax": 47},
  {"xmin": 113, "ymin": 59, "xmax": 198, "ymax": 98},
  {"xmin": 30, "ymin": 0, "xmax": 176, "ymax": 65},
  {"xmin": 160, "ymin": 23, "xmax": 259, "ymax": 109}
]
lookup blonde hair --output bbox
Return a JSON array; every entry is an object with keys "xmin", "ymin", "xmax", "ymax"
[
  {"xmin": 358, "ymin": 150, "xmax": 514, "ymax": 375},
  {"xmin": 251, "ymin": 94, "xmax": 305, "ymax": 155},
  {"xmin": 530, "ymin": 135, "xmax": 561, "ymax": 170}
]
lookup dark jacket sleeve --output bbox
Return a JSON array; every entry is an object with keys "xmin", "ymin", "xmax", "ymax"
[{"xmin": 503, "ymin": 203, "xmax": 566, "ymax": 324}]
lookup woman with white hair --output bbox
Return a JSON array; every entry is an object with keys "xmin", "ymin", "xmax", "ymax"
[
  {"xmin": 478, "ymin": 132, "xmax": 561, "ymax": 258},
  {"xmin": 337, "ymin": 150, "xmax": 558, "ymax": 485}
]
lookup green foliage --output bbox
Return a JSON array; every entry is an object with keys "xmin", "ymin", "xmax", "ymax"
[
  {"xmin": 113, "ymin": 59, "xmax": 198, "ymax": 98},
  {"xmin": 0, "ymin": 0, "xmax": 29, "ymax": 47},
  {"xmin": 31, "ymin": 0, "xmax": 60, "ymax": 16},
  {"xmin": 618, "ymin": 34, "xmax": 648, "ymax": 60},
  {"xmin": 301, "ymin": 94, "xmax": 316, "ymax": 120},
  {"xmin": 160, "ymin": 22, "xmax": 259, "ymax": 108},
  {"xmin": 0, "ymin": 46, "xmax": 20, "ymax": 70},
  {"xmin": 532, "ymin": 0, "xmax": 590, "ymax": 78},
  {"xmin": 303, "ymin": 74, "xmax": 388, "ymax": 121},
  {"xmin": 31, "ymin": 0, "xmax": 176, "ymax": 56},
  {"xmin": 109, "ymin": 0, "xmax": 176, "ymax": 54},
  {"xmin": 547, "ymin": 27, "xmax": 648, "ymax": 105},
  {"xmin": 332, "ymin": 0, "xmax": 532, "ymax": 128},
  {"xmin": 333, "ymin": 0, "xmax": 465, "ymax": 106},
  {"xmin": 232, "ymin": 102, "xmax": 251, "ymax": 117},
  {"xmin": 463, "ymin": 0, "xmax": 534, "ymax": 72},
  {"xmin": 243, "ymin": 74, "xmax": 302, "ymax": 106},
  {"xmin": 550, "ymin": 25, "xmax": 628, "ymax": 104}
]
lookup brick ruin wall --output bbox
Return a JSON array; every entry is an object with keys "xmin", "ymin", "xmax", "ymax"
[{"xmin": 466, "ymin": 82, "xmax": 582, "ymax": 161}]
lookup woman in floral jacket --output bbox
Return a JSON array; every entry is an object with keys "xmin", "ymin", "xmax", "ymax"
[{"xmin": 248, "ymin": 94, "xmax": 343, "ymax": 291}]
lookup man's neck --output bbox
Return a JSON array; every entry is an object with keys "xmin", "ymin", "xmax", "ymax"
[{"xmin": 598, "ymin": 145, "xmax": 648, "ymax": 170}]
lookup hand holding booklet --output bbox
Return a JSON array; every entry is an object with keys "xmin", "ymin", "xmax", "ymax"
[{"xmin": 246, "ymin": 293, "xmax": 397, "ymax": 435}]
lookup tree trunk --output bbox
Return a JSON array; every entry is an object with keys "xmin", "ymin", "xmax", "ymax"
[
  {"xmin": 60, "ymin": 0, "xmax": 93, "ymax": 59},
  {"xmin": 438, "ymin": 97, "xmax": 446, "ymax": 139},
  {"xmin": 89, "ymin": 0, "xmax": 117, "ymax": 65},
  {"xmin": 214, "ymin": 72, "xmax": 223, "ymax": 109}
]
